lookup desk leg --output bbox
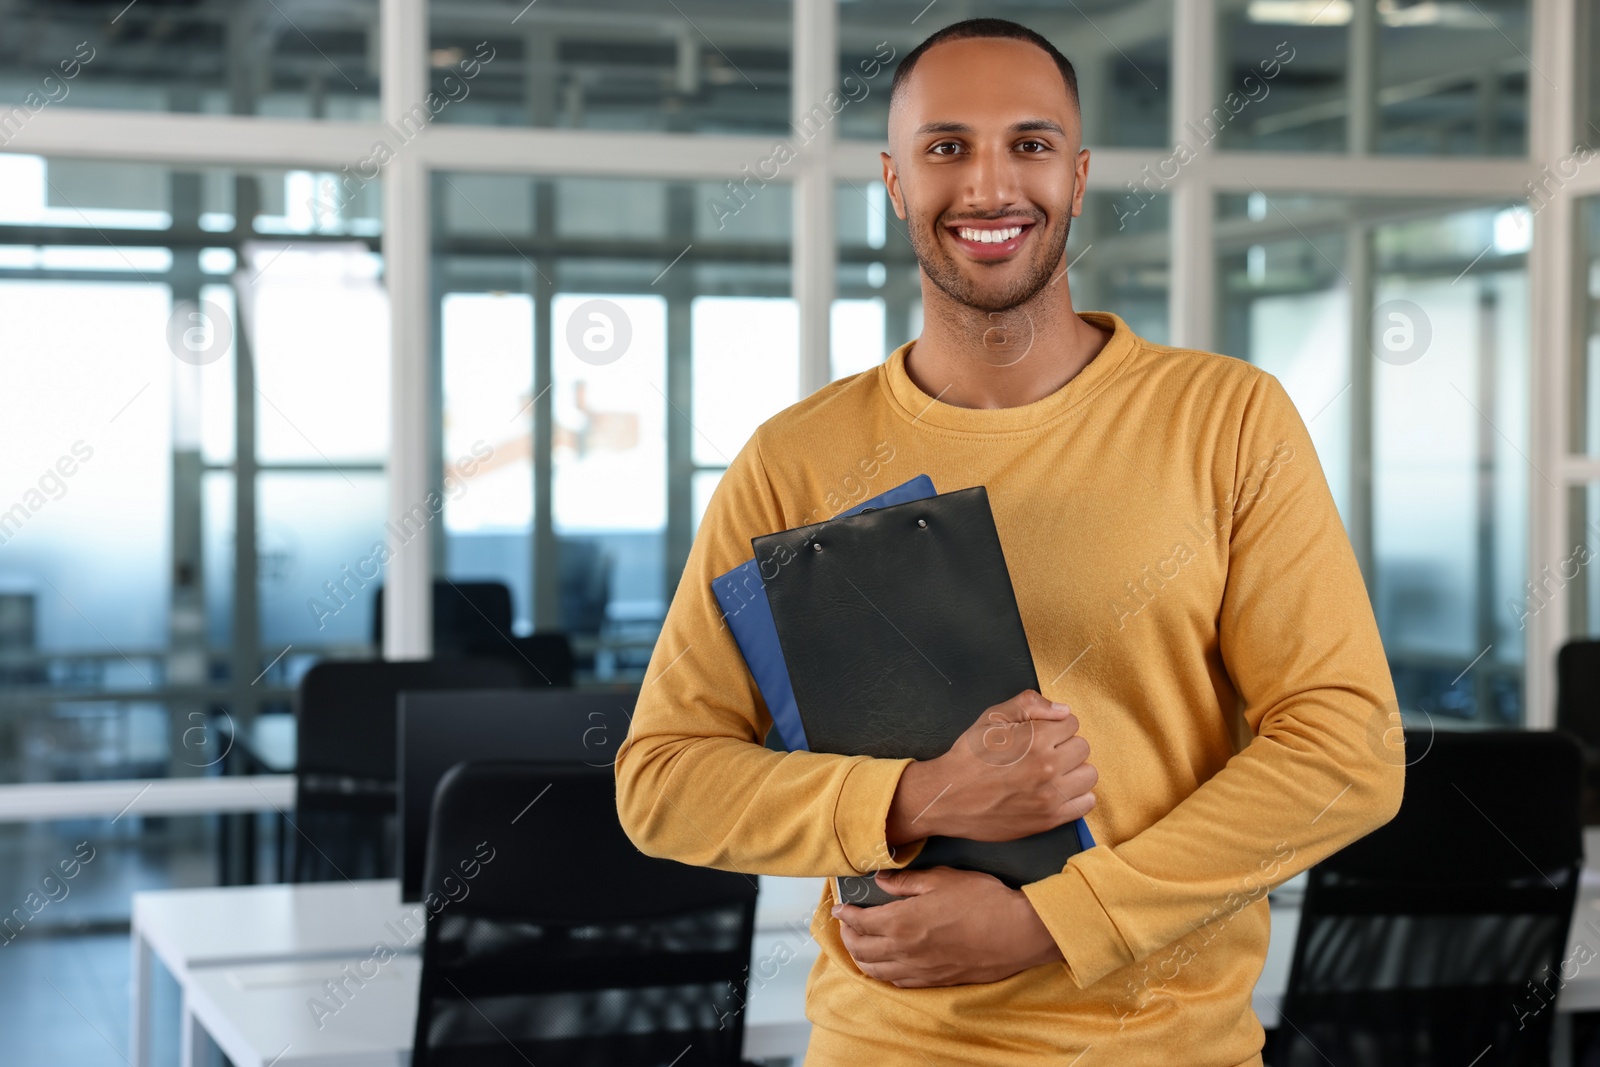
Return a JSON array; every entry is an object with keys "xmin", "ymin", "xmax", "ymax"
[
  {"xmin": 243, "ymin": 810, "xmax": 258, "ymax": 885},
  {"xmin": 179, "ymin": 991, "xmax": 206, "ymax": 1067},
  {"xmin": 130, "ymin": 930, "xmax": 151, "ymax": 1067},
  {"xmin": 276, "ymin": 811, "xmax": 288, "ymax": 883}
]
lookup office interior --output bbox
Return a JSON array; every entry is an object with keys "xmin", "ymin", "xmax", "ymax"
[{"xmin": 1, "ymin": 0, "xmax": 1599, "ymax": 1063}]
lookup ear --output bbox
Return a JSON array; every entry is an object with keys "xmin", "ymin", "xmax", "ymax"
[
  {"xmin": 1072, "ymin": 148, "xmax": 1091, "ymax": 217},
  {"xmin": 880, "ymin": 152, "xmax": 908, "ymax": 221}
]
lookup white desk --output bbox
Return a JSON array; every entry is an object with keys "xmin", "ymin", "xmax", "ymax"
[
  {"xmin": 137, "ymin": 866, "xmax": 1600, "ymax": 1067},
  {"xmin": 131, "ymin": 876, "xmax": 829, "ymax": 1067},
  {"xmin": 132, "ymin": 881, "xmax": 425, "ymax": 1067},
  {"xmin": 183, "ymin": 938, "xmax": 818, "ymax": 1067}
]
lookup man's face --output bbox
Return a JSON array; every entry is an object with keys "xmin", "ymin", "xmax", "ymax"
[{"xmin": 883, "ymin": 37, "xmax": 1087, "ymax": 314}]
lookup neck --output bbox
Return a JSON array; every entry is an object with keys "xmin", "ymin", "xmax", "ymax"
[{"xmin": 904, "ymin": 271, "xmax": 1112, "ymax": 409}]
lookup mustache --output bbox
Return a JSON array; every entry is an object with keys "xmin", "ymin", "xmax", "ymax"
[{"xmin": 941, "ymin": 214, "xmax": 1046, "ymax": 226}]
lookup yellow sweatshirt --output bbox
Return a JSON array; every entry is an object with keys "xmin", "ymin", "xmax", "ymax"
[{"xmin": 613, "ymin": 309, "xmax": 1404, "ymax": 1066}]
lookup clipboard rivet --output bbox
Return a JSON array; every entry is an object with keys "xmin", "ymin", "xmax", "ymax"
[
  {"xmin": 812, "ymin": 542, "xmax": 823, "ymax": 552},
  {"xmin": 917, "ymin": 518, "xmax": 927, "ymax": 528}
]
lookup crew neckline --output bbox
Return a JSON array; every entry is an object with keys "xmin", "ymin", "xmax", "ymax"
[{"xmin": 880, "ymin": 309, "xmax": 1138, "ymax": 435}]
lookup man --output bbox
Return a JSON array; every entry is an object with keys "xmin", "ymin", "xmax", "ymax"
[{"xmin": 614, "ymin": 17, "xmax": 1402, "ymax": 1066}]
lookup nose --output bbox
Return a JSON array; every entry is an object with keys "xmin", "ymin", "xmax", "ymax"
[{"xmin": 962, "ymin": 139, "xmax": 1023, "ymax": 215}]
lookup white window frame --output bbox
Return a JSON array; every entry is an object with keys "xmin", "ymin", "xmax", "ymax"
[{"xmin": 0, "ymin": 0, "xmax": 1588, "ymax": 826}]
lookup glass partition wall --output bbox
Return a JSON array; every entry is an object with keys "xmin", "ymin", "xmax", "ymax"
[
  {"xmin": 432, "ymin": 172, "xmax": 794, "ymax": 678},
  {"xmin": 1218, "ymin": 192, "xmax": 1530, "ymax": 724},
  {"xmin": 0, "ymin": 156, "xmax": 384, "ymax": 785},
  {"xmin": 0, "ymin": 0, "xmax": 1591, "ymax": 859}
]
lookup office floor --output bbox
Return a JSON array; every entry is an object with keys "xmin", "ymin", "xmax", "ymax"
[
  {"xmin": 0, "ymin": 815, "xmax": 231, "ymax": 1067},
  {"xmin": 0, "ymin": 931, "xmax": 177, "ymax": 1066}
]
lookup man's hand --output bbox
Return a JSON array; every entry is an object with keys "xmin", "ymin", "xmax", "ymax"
[
  {"xmin": 831, "ymin": 866, "xmax": 1064, "ymax": 987},
  {"xmin": 885, "ymin": 689, "xmax": 1096, "ymax": 846}
]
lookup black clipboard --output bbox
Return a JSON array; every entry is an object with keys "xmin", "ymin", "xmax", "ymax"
[{"xmin": 752, "ymin": 486, "xmax": 1090, "ymax": 906}]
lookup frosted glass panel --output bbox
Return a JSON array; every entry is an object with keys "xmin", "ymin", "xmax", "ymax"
[
  {"xmin": 1248, "ymin": 289, "xmax": 1352, "ymax": 524},
  {"xmin": 250, "ymin": 245, "xmax": 389, "ymax": 464},
  {"xmin": 202, "ymin": 473, "xmax": 234, "ymax": 651},
  {"xmin": 441, "ymin": 292, "xmax": 535, "ymax": 534},
  {"xmin": 433, "ymin": 170, "xmax": 791, "ymax": 669},
  {"xmin": 1371, "ymin": 267, "xmax": 1526, "ymax": 723},
  {"xmin": 691, "ymin": 296, "xmax": 799, "ymax": 466},
  {"xmin": 260, "ymin": 473, "xmax": 389, "ymax": 647},
  {"xmin": 195, "ymin": 282, "xmax": 237, "ymax": 464},
  {"xmin": 0, "ymin": 281, "xmax": 171, "ymax": 654},
  {"xmin": 440, "ymin": 291, "xmax": 536, "ymax": 635},
  {"xmin": 1219, "ymin": 192, "xmax": 1527, "ymax": 724},
  {"xmin": 1578, "ymin": 197, "xmax": 1600, "ymax": 454},
  {"xmin": 1372, "ymin": 278, "xmax": 1481, "ymax": 659},
  {"xmin": 551, "ymin": 293, "xmax": 666, "ymax": 533},
  {"xmin": 831, "ymin": 298, "xmax": 887, "ymax": 382}
]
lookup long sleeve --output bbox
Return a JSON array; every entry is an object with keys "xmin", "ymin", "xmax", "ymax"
[
  {"xmin": 612, "ymin": 428, "xmax": 925, "ymax": 878},
  {"xmin": 1019, "ymin": 371, "xmax": 1406, "ymax": 990},
  {"xmin": 606, "ymin": 313, "xmax": 1403, "ymax": 1063}
]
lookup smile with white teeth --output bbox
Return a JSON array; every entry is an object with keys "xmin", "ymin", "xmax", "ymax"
[{"xmin": 956, "ymin": 225, "xmax": 1025, "ymax": 243}]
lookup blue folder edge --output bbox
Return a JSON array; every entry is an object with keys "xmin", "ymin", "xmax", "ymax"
[
  {"xmin": 713, "ymin": 474, "xmax": 936, "ymax": 752},
  {"xmin": 711, "ymin": 474, "xmax": 1096, "ymax": 853}
]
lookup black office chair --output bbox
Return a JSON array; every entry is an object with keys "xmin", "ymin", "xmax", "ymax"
[
  {"xmin": 412, "ymin": 761, "xmax": 760, "ymax": 1067},
  {"xmin": 371, "ymin": 579, "xmax": 575, "ymax": 685},
  {"xmin": 290, "ymin": 658, "xmax": 536, "ymax": 882},
  {"xmin": 462, "ymin": 632, "xmax": 576, "ymax": 687},
  {"xmin": 371, "ymin": 580, "xmax": 515, "ymax": 657},
  {"xmin": 1269, "ymin": 729, "xmax": 1583, "ymax": 1067},
  {"xmin": 1557, "ymin": 640, "xmax": 1600, "ymax": 824},
  {"xmin": 557, "ymin": 540, "xmax": 613, "ymax": 636}
]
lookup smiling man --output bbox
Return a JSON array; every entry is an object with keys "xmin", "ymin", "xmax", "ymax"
[{"xmin": 614, "ymin": 18, "xmax": 1402, "ymax": 1066}]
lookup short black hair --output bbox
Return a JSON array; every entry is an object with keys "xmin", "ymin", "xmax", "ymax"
[{"xmin": 888, "ymin": 18, "xmax": 1080, "ymax": 119}]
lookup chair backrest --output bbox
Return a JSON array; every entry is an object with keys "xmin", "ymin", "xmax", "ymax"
[
  {"xmin": 1558, "ymin": 640, "xmax": 1600, "ymax": 749},
  {"xmin": 462, "ymin": 632, "xmax": 576, "ymax": 687},
  {"xmin": 557, "ymin": 540, "xmax": 612, "ymax": 635},
  {"xmin": 371, "ymin": 580, "xmax": 515, "ymax": 657},
  {"xmin": 395, "ymin": 687, "xmax": 638, "ymax": 902},
  {"xmin": 290, "ymin": 658, "xmax": 537, "ymax": 882},
  {"xmin": 1274, "ymin": 729, "xmax": 1583, "ymax": 1067},
  {"xmin": 295, "ymin": 657, "xmax": 534, "ymax": 782},
  {"xmin": 412, "ymin": 761, "xmax": 758, "ymax": 1067}
]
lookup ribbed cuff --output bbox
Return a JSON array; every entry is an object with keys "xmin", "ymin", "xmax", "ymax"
[
  {"xmin": 1020, "ymin": 856, "xmax": 1134, "ymax": 989},
  {"xmin": 833, "ymin": 756, "xmax": 926, "ymax": 874}
]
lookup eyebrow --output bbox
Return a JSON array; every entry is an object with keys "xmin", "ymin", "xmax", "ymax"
[{"xmin": 912, "ymin": 119, "xmax": 1068, "ymax": 138}]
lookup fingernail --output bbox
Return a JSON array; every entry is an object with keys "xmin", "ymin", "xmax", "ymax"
[{"xmin": 1051, "ymin": 702, "xmax": 1070, "ymax": 711}]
